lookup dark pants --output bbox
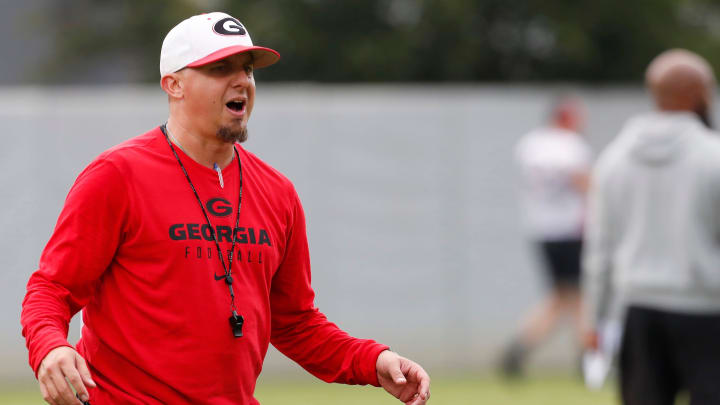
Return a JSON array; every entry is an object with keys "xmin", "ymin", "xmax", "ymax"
[
  {"xmin": 538, "ymin": 239, "xmax": 582, "ymax": 288},
  {"xmin": 620, "ymin": 306, "xmax": 720, "ymax": 405}
]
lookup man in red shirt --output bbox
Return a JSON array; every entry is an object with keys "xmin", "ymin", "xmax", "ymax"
[{"xmin": 21, "ymin": 12, "xmax": 430, "ymax": 405}]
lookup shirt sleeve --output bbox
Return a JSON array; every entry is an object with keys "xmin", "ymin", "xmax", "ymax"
[
  {"xmin": 21, "ymin": 157, "xmax": 130, "ymax": 375},
  {"xmin": 269, "ymin": 191, "xmax": 388, "ymax": 386},
  {"xmin": 582, "ymin": 159, "xmax": 615, "ymax": 327}
]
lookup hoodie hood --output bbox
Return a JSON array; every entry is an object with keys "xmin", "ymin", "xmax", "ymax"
[{"xmin": 626, "ymin": 111, "xmax": 703, "ymax": 166}]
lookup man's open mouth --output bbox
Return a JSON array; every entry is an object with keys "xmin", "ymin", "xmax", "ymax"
[{"xmin": 226, "ymin": 100, "xmax": 245, "ymax": 112}]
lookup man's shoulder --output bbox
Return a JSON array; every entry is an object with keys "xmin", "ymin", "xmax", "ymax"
[
  {"xmin": 78, "ymin": 127, "xmax": 165, "ymax": 178},
  {"xmin": 517, "ymin": 128, "xmax": 546, "ymax": 144},
  {"xmin": 97, "ymin": 127, "xmax": 163, "ymax": 163},
  {"xmin": 592, "ymin": 132, "xmax": 633, "ymax": 181},
  {"xmin": 515, "ymin": 128, "xmax": 546, "ymax": 157},
  {"xmin": 517, "ymin": 127, "xmax": 583, "ymax": 148},
  {"xmin": 694, "ymin": 127, "xmax": 720, "ymax": 148},
  {"xmin": 596, "ymin": 113, "xmax": 720, "ymax": 174},
  {"xmin": 691, "ymin": 127, "xmax": 720, "ymax": 169}
]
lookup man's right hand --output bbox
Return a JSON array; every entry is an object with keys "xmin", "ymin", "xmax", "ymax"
[{"xmin": 37, "ymin": 346, "xmax": 96, "ymax": 405}]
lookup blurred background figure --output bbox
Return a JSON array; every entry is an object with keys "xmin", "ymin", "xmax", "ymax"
[
  {"xmin": 501, "ymin": 96, "xmax": 592, "ymax": 378},
  {"xmin": 583, "ymin": 49, "xmax": 720, "ymax": 405}
]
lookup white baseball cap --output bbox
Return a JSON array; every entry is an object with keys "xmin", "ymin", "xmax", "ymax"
[{"xmin": 160, "ymin": 12, "xmax": 280, "ymax": 77}]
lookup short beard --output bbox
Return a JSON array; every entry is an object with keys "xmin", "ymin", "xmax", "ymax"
[{"xmin": 216, "ymin": 125, "xmax": 248, "ymax": 143}]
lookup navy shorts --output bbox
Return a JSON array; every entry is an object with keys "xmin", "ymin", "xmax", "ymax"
[{"xmin": 537, "ymin": 239, "xmax": 583, "ymax": 288}]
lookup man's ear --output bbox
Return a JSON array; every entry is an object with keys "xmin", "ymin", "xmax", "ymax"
[{"xmin": 161, "ymin": 72, "xmax": 184, "ymax": 99}]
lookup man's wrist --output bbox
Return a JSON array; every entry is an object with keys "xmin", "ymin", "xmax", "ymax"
[
  {"xmin": 364, "ymin": 344, "xmax": 391, "ymax": 387},
  {"xmin": 33, "ymin": 341, "xmax": 74, "ymax": 377}
]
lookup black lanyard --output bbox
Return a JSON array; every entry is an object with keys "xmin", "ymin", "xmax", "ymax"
[{"xmin": 160, "ymin": 124, "xmax": 245, "ymax": 338}]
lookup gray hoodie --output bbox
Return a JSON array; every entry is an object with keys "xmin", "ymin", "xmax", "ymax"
[{"xmin": 583, "ymin": 111, "xmax": 720, "ymax": 325}]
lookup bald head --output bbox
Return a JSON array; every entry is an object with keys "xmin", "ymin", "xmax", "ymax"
[
  {"xmin": 549, "ymin": 96, "xmax": 585, "ymax": 133},
  {"xmin": 645, "ymin": 49, "xmax": 715, "ymax": 121}
]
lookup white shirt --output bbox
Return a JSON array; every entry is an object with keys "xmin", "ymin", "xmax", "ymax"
[{"xmin": 515, "ymin": 126, "xmax": 592, "ymax": 240}]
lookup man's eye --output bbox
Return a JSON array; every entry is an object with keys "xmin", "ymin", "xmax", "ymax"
[{"xmin": 245, "ymin": 65, "xmax": 254, "ymax": 75}]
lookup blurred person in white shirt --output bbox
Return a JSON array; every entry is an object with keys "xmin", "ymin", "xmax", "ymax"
[{"xmin": 501, "ymin": 96, "xmax": 592, "ymax": 377}]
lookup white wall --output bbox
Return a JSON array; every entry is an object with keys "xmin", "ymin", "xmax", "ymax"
[{"xmin": 0, "ymin": 84, "xmax": 655, "ymax": 383}]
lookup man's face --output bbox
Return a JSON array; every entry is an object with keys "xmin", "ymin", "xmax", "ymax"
[{"xmin": 180, "ymin": 52, "xmax": 256, "ymax": 142}]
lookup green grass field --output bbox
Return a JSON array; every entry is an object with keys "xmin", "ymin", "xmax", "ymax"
[{"xmin": 1, "ymin": 374, "xmax": 618, "ymax": 405}]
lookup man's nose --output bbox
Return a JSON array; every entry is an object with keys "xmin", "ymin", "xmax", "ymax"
[{"xmin": 231, "ymin": 69, "xmax": 252, "ymax": 87}]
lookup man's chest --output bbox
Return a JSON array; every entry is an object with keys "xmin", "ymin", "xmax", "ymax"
[{"xmin": 116, "ymin": 167, "xmax": 287, "ymax": 287}]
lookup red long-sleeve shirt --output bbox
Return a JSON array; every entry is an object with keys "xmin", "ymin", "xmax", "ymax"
[{"xmin": 21, "ymin": 127, "xmax": 388, "ymax": 404}]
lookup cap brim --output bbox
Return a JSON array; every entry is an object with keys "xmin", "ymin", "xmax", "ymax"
[{"xmin": 186, "ymin": 45, "xmax": 281, "ymax": 69}]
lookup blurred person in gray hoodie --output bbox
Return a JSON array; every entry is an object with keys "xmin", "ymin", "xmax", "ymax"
[{"xmin": 583, "ymin": 49, "xmax": 720, "ymax": 405}]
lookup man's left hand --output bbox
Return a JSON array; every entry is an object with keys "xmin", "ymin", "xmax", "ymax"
[{"xmin": 376, "ymin": 350, "xmax": 430, "ymax": 405}]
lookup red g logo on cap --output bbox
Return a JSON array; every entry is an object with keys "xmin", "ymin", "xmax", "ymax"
[{"xmin": 213, "ymin": 17, "xmax": 247, "ymax": 36}]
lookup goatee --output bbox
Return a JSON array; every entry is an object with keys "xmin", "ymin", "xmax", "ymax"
[{"xmin": 217, "ymin": 125, "xmax": 248, "ymax": 143}]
